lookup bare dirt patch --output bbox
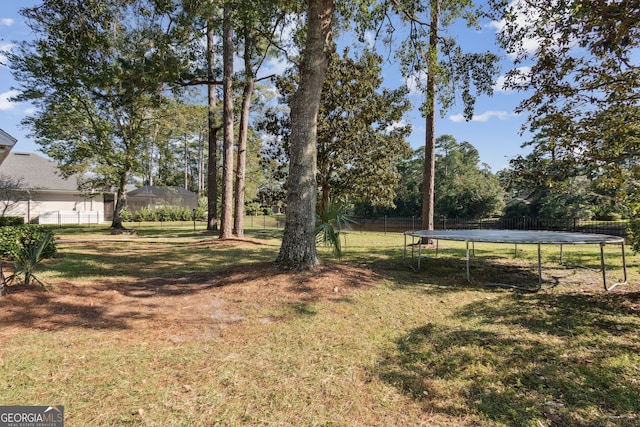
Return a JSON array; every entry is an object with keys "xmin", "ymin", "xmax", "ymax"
[{"xmin": 0, "ymin": 262, "xmax": 380, "ymax": 341}]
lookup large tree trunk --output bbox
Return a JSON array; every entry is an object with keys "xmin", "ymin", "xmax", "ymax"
[
  {"xmin": 275, "ymin": 0, "xmax": 335, "ymax": 270},
  {"xmin": 183, "ymin": 135, "xmax": 189, "ymax": 189},
  {"xmin": 233, "ymin": 26, "xmax": 254, "ymax": 238},
  {"xmin": 111, "ymin": 168, "xmax": 130, "ymax": 229},
  {"xmin": 206, "ymin": 21, "xmax": 219, "ymax": 231},
  {"xmin": 198, "ymin": 129, "xmax": 205, "ymax": 196},
  {"xmin": 220, "ymin": 6, "xmax": 235, "ymax": 239},
  {"xmin": 421, "ymin": 0, "xmax": 440, "ymax": 233}
]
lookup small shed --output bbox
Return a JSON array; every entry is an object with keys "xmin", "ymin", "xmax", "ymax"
[{"xmin": 126, "ymin": 185, "xmax": 197, "ymax": 212}]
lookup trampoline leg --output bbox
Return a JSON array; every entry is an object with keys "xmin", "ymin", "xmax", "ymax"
[
  {"xmin": 466, "ymin": 240, "xmax": 471, "ymax": 283},
  {"xmin": 403, "ymin": 233, "xmax": 407, "ymax": 261},
  {"xmin": 536, "ymin": 243, "xmax": 542, "ymax": 291},
  {"xmin": 602, "ymin": 243, "xmax": 628, "ymax": 291}
]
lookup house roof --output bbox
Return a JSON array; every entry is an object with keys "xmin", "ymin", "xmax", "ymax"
[
  {"xmin": 0, "ymin": 129, "xmax": 17, "ymax": 166},
  {"xmin": 128, "ymin": 185, "xmax": 195, "ymax": 197},
  {"xmin": 0, "ymin": 152, "xmax": 80, "ymax": 192}
]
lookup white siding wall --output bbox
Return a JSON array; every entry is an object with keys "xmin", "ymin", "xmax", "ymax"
[{"xmin": 2, "ymin": 192, "xmax": 104, "ymax": 224}]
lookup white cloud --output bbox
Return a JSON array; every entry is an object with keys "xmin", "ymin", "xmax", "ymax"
[
  {"xmin": 0, "ymin": 90, "xmax": 19, "ymax": 111},
  {"xmin": 488, "ymin": 0, "xmax": 542, "ymax": 58},
  {"xmin": 486, "ymin": 19, "xmax": 504, "ymax": 32},
  {"xmin": 262, "ymin": 56, "xmax": 291, "ymax": 77},
  {"xmin": 364, "ymin": 31, "xmax": 376, "ymax": 49},
  {"xmin": 449, "ymin": 110, "xmax": 510, "ymax": 123},
  {"xmin": 494, "ymin": 66, "xmax": 531, "ymax": 92},
  {"xmin": 386, "ymin": 119, "xmax": 409, "ymax": 133},
  {"xmin": 405, "ymin": 72, "xmax": 428, "ymax": 95},
  {"xmin": 0, "ymin": 42, "xmax": 12, "ymax": 66},
  {"xmin": 1, "ymin": 18, "xmax": 14, "ymax": 27}
]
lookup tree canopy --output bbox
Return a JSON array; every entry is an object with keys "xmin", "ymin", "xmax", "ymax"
[
  {"xmin": 434, "ymin": 135, "xmax": 505, "ymax": 219},
  {"xmin": 493, "ymin": 0, "xmax": 640, "ymax": 212},
  {"xmin": 379, "ymin": 135, "xmax": 505, "ymax": 219},
  {"xmin": 387, "ymin": 0, "xmax": 500, "ymax": 231},
  {"xmin": 7, "ymin": 0, "xmax": 186, "ymax": 228},
  {"xmin": 259, "ymin": 48, "xmax": 412, "ymax": 210}
]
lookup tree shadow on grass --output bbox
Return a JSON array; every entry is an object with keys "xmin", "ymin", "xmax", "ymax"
[
  {"xmin": 373, "ymin": 251, "xmax": 548, "ymax": 296},
  {"xmin": 374, "ymin": 244, "xmax": 632, "ymax": 298},
  {"xmin": 377, "ymin": 291, "xmax": 640, "ymax": 426},
  {"xmin": 0, "ymin": 246, "xmax": 380, "ymax": 333}
]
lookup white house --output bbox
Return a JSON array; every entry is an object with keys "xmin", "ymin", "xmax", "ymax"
[{"xmin": 0, "ymin": 129, "xmax": 106, "ymax": 224}]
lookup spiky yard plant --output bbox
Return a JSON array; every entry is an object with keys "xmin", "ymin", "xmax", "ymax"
[
  {"xmin": 315, "ymin": 202, "xmax": 355, "ymax": 258},
  {"xmin": 8, "ymin": 231, "xmax": 54, "ymax": 290}
]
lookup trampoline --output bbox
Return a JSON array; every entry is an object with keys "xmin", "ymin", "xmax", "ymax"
[{"xmin": 404, "ymin": 229, "xmax": 628, "ymax": 291}]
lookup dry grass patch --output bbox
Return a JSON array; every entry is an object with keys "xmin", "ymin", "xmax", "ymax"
[{"xmin": 0, "ymin": 260, "xmax": 379, "ymax": 339}]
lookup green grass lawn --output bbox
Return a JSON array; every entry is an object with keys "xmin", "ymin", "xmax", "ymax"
[{"xmin": 1, "ymin": 226, "xmax": 639, "ymax": 426}]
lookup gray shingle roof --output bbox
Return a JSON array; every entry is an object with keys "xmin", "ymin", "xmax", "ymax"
[
  {"xmin": 128, "ymin": 185, "xmax": 195, "ymax": 197},
  {"xmin": 0, "ymin": 152, "xmax": 80, "ymax": 192},
  {"xmin": 0, "ymin": 129, "xmax": 17, "ymax": 166}
]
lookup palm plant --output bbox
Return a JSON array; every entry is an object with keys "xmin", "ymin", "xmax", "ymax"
[
  {"xmin": 8, "ymin": 231, "xmax": 54, "ymax": 290},
  {"xmin": 0, "ymin": 261, "xmax": 7, "ymax": 296},
  {"xmin": 315, "ymin": 202, "xmax": 355, "ymax": 258}
]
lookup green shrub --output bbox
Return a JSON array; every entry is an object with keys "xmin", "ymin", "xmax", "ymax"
[
  {"xmin": 0, "ymin": 225, "xmax": 57, "ymax": 261},
  {"xmin": 176, "ymin": 206, "xmax": 192, "ymax": 221},
  {"xmin": 130, "ymin": 206, "xmax": 200, "ymax": 222},
  {"xmin": 120, "ymin": 206, "xmax": 133, "ymax": 222},
  {"xmin": 133, "ymin": 206, "xmax": 158, "ymax": 222},
  {"xmin": 8, "ymin": 231, "xmax": 54, "ymax": 289},
  {"xmin": 0, "ymin": 216, "xmax": 25, "ymax": 227},
  {"xmin": 157, "ymin": 206, "xmax": 173, "ymax": 222},
  {"xmin": 246, "ymin": 202, "xmax": 262, "ymax": 216}
]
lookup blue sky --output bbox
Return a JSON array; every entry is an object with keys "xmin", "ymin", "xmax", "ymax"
[{"xmin": 0, "ymin": 1, "xmax": 532, "ymax": 172}]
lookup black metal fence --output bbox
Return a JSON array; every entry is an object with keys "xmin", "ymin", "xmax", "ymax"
[{"xmin": 347, "ymin": 216, "xmax": 630, "ymax": 237}]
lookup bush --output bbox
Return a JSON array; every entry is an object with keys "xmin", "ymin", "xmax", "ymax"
[
  {"xmin": 120, "ymin": 206, "xmax": 133, "ymax": 222},
  {"xmin": 157, "ymin": 206, "xmax": 173, "ymax": 222},
  {"xmin": 0, "ymin": 216, "xmax": 25, "ymax": 227},
  {"xmin": 133, "ymin": 206, "xmax": 158, "ymax": 222},
  {"xmin": 129, "ymin": 206, "xmax": 201, "ymax": 222},
  {"xmin": 0, "ymin": 225, "xmax": 57, "ymax": 261}
]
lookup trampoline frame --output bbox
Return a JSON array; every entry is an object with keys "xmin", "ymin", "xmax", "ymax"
[{"xmin": 404, "ymin": 229, "xmax": 628, "ymax": 291}]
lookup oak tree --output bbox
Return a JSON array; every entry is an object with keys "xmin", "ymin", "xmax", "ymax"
[
  {"xmin": 493, "ymin": 0, "xmax": 640, "ymax": 211},
  {"xmin": 6, "ymin": 0, "xmax": 185, "ymax": 228},
  {"xmin": 260, "ymin": 49, "xmax": 412, "ymax": 211},
  {"xmin": 275, "ymin": 0, "xmax": 336, "ymax": 270}
]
